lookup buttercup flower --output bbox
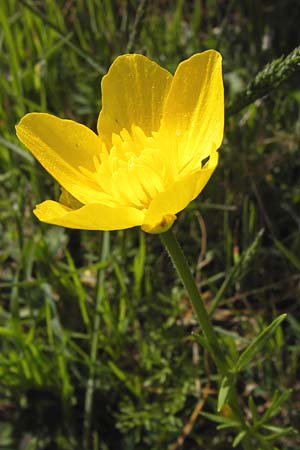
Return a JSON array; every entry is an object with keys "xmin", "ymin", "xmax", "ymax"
[{"xmin": 16, "ymin": 50, "xmax": 224, "ymax": 233}]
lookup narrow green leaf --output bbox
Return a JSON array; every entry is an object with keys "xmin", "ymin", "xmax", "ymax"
[
  {"xmin": 209, "ymin": 229, "xmax": 264, "ymax": 316},
  {"xmin": 65, "ymin": 250, "xmax": 90, "ymax": 330},
  {"xmin": 217, "ymin": 376, "xmax": 231, "ymax": 412},
  {"xmin": 0, "ymin": 137, "xmax": 34, "ymax": 163},
  {"xmin": 248, "ymin": 396, "xmax": 258, "ymax": 423},
  {"xmin": 232, "ymin": 430, "xmax": 247, "ymax": 447},
  {"xmin": 274, "ymin": 239, "xmax": 300, "ymax": 271},
  {"xmin": 217, "ymin": 421, "xmax": 241, "ymax": 430},
  {"xmin": 108, "ymin": 361, "xmax": 140, "ymax": 397},
  {"xmin": 191, "ymin": 332, "xmax": 209, "ymax": 350},
  {"xmin": 259, "ymin": 389, "xmax": 292, "ymax": 424},
  {"xmin": 235, "ymin": 314, "xmax": 287, "ymax": 372},
  {"xmin": 263, "ymin": 425, "xmax": 295, "ymax": 441},
  {"xmin": 201, "ymin": 411, "xmax": 239, "ymax": 427},
  {"xmin": 108, "ymin": 360, "xmax": 126, "ymax": 382}
]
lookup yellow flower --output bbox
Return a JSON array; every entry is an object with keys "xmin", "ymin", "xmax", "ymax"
[{"xmin": 16, "ymin": 50, "xmax": 224, "ymax": 234}]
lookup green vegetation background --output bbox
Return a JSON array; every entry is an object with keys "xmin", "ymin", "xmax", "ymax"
[{"xmin": 0, "ymin": 1, "xmax": 300, "ymax": 449}]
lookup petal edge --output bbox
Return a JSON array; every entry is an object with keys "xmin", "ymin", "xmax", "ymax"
[
  {"xmin": 98, "ymin": 54, "xmax": 173, "ymax": 147},
  {"xmin": 160, "ymin": 50, "xmax": 224, "ymax": 168},
  {"xmin": 142, "ymin": 150, "xmax": 219, "ymax": 232},
  {"xmin": 16, "ymin": 113, "xmax": 105, "ymax": 204},
  {"xmin": 34, "ymin": 200, "xmax": 145, "ymax": 230}
]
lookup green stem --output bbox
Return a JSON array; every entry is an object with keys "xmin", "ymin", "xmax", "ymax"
[
  {"xmin": 160, "ymin": 229, "xmax": 228, "ymax": 374},
  {"xmin": 82, "ymin": 231, "xmax": 110, "ymax": 450},
  {"xmin": 160, "ymin": 228, "xmax": 254, "ymax": 450}
]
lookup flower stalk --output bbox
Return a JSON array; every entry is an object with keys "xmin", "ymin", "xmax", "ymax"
[
  {"xmin": 160, "ymin": 228, "xmax": 255, "ymax": 450},
  {"xmin": 160, "ymin": 229, "xmax": 228, "ymax": 373}
]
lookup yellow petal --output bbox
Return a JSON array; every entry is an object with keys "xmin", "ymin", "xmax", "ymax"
[
  {"xmin": 160, "ymin": 50, "xmax": 224, "ymax": 169},
  {"xmin": 16, "ymin": 113, "xmax": 106, "ymax": 204},
  {"xmin": 142, "ymin": 150, "xmax": 219, "ymax": 233},
  {"xmin": 98, "ymin": 54, "xmax": 173, "ymax": 147},
  {"xmin": 34, "ymin": 200, "xmax": 145, "ymax": 230}
]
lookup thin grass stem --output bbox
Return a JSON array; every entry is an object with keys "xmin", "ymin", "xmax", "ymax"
[{"xmin": 82, "ymin": 231, "xmax": 110, "ymax": 450}]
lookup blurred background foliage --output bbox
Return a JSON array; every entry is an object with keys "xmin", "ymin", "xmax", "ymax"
[{"xmin": 0, "ymin": 0, "xmax": 300, "ymax": 449}]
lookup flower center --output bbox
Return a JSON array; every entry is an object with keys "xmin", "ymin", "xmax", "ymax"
[{"xmin": 80, "ymin": 126, "xmax": 176, "ymax": 210}]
